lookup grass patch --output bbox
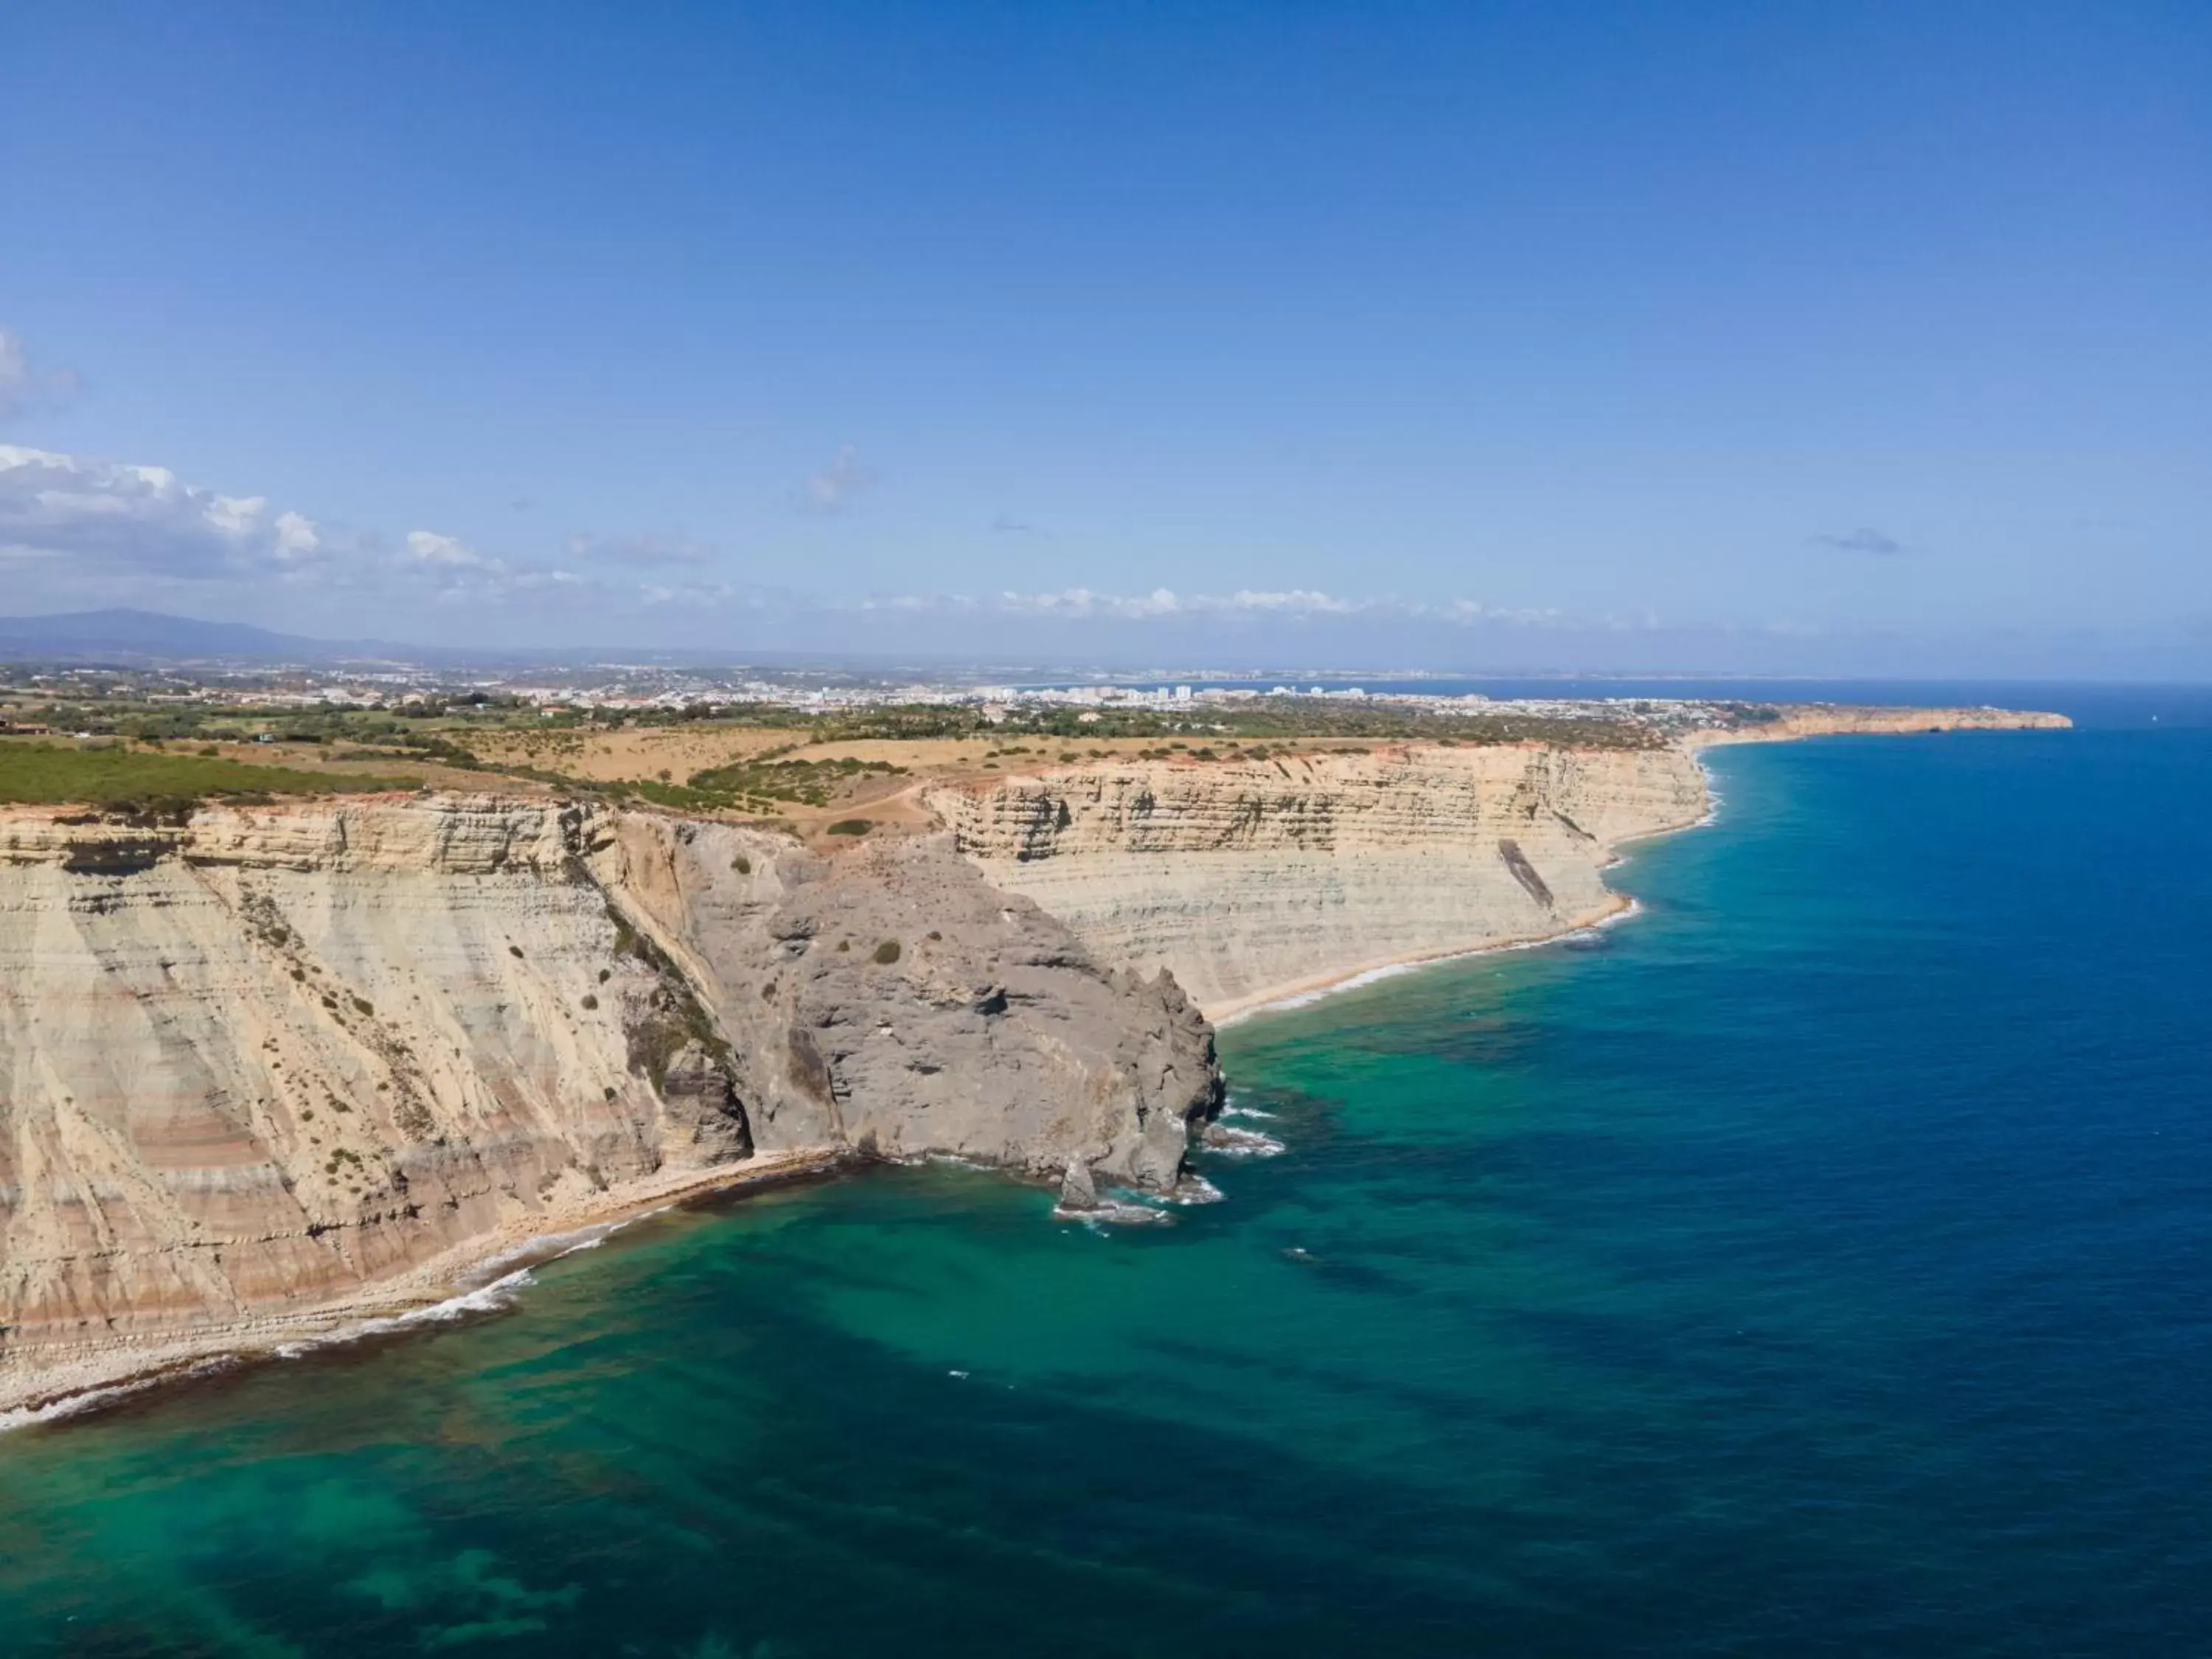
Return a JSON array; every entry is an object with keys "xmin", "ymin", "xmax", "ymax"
[
  {"xmin": 687, "ymin": 753, "xmax": 903, "ymax": 809},
  {"xmin": 825, "ymin": 818, "xmax": 872, "ymax": 836},
  {"xmin": 0, "ymin": 744, "xmax": 400, "ymax": 811}
]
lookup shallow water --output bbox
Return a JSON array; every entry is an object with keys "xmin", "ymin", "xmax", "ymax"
[{"xmin": 3, "ymin": 692, "xmax": 2208, "ymax": 1655}]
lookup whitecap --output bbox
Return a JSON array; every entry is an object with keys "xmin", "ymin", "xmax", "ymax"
[
  {"xmin": 1203, "ymin": 1125, "xmax": 1286, "ymax": 1158},
  {"xmin": 1162, "ymin": 1175, "xmax": 1224, "ymax": 1205},
  {"xmin": 1054, "ymin": 1198, "xmax": 1172, "ymax": 1227},
  {"xmin": 0, "ymin": 1358, "xmax": 239, "ymax": 1435}
]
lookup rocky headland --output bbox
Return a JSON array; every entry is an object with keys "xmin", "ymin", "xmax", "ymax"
[
  {"xmin": 0, "ymin": 796, "xmax": 1214, "ymax": 1413},
  {"xmin": 0, "ymin": 703, "xmax": 2065, "ymax": 1413}
]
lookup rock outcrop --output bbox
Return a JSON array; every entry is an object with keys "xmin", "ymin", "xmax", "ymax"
[
  {"xmin": 0, "ymin": 796, "xmax": 1217, "ymax": 1399},
  {"xmin": 928, "ymin": 743, "xmax": 1711, "ymax": 1018},
  {"xmin": 580, "ymin": 813, "xmax": 1217, "ymax": 1190}
]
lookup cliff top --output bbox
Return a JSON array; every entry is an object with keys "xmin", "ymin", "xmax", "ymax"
[{"xmin": 2, "ymin": 698, "xmax": 2069, "ymax": 840}]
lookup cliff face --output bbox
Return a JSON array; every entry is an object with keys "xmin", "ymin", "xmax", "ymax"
[
  {"xmin": 928, "ymin": 744, "xmax": 1712, "ymax": 1018},
  {"xmin": 1700, "ymin": 705, "xmax": 2073, "ymax": 745},
  {"xmin": 582, "ymin": 814, "xmax": 1217, "ymax": 1189},
  {"xmin": 0, "ymin": 797, "xmax": 1215, "ymax": 1387}
]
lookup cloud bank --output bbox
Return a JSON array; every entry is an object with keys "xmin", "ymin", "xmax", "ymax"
[{"xmin": 0, "ymin": 445, "xmax": 327, "ymax": 577}]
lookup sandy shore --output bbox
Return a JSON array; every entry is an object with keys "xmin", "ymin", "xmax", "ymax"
[
  {"xmin": 1211, "ymin": 769, "xmax": 1726, "ymax": 1026},
  {"xmin": 1214, "ymin": 708, "xmax": 2067, "ymax": 1026},
  {"xmin": 0, "ymin": 1147, "xmax": 849, "ymax": 1427},
  {"xmin": 1211, "ymin": 891, "xmax": 1641, "ymax": 1026}
]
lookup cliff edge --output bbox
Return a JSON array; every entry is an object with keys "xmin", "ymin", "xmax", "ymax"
[
  {"xmin": 928, "ymin": 742, "xmax": 1708, "ymax": 1019},
  {"xmin": 0, "ymin": 796, "xmax": 1215, "ymax": 1409}
]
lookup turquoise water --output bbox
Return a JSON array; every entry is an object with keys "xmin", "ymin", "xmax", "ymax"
[{"xmin": 4, "ymin": 700, "xmax": 2209, "ymax": 1655}]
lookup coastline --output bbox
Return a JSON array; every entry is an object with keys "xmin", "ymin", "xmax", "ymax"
[
  {"xmin": 1210, "ymin": 790, "xmax": 1711, "ymax": 1028},
  {"xmin": 1218, "ymin": 708, "xmax": 2068, "ymax": 1026},
  {"xmin": 1214, "ymin": 891, "xmax": 1643, "ymax": 1026},
  {"xmin": 0, "ymin": 1146, "xmax": 850, "ymax": 1427},
  {"xmin": 0, "ymin": 706, "xmax": 2067, "ymax": 1428}
]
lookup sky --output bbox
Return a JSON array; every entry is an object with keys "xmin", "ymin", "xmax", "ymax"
[{"xmin": 2, "ymin": 1, "xmax": 2208, "ymax": 674}]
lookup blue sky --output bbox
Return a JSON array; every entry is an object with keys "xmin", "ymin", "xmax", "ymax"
[{"xmin": 3, "ymin": 1, "xmax": 2206, "ymax": 672}]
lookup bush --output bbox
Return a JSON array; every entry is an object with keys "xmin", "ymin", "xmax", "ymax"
[
  {"xmin": 825, "ymin": 818, "xmax": 872, "ymax": 836},
  {"xmin": 731, "ymin": 854, "xmax": 751, "ymax": 874},
  {"xmin": 872, "ymin": 939, "xmax": 901, "ymax": 965},
  {"xmin": 581, "ymin": 993, "xmax": 599, "ymax": 1010}
]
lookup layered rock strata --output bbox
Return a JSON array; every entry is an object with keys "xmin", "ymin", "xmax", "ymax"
[
  {"xmin": 1699, "ymin": 704, "xmax": 2074, "ymax": 744},
  {"xmin": 0, "ymin": 797, "xmax": 1216, "ymax": 1402},
  {"xmin": 926, "ymin": 740, "xmax": 1719, "ymax": 1019},
  {"xmin": 928, "ymin": 743, "xmax": 1714, "ymax": 1019}
]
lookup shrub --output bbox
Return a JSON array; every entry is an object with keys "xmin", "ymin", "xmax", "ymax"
[
  {"xmin": 581, "ymin": 993, "xmax": 599, "ymax": 1010},
  {"xmin": 349, "ymin": 996, "xmax": 374, "ymax": 1018},
  {"xmin": 731, "ymin": 854, "xmax": 752, "ymax": 874},
  {"xmin": 0, "ymin": 743, "xmax": 397, "ymax": 809},
  {"xmin": 872, "ymin": 939, "xmax": 902, "ymax": 965},
  {"xmin": 507, "ymin": 945, "xmax": 524, "ymax": 959},
  {"xmin": 825, "ymin": 818, "xmax": 872, "ymax": 836}
]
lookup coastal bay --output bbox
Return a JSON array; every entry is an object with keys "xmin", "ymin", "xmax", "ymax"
[
  {"xmin": 0, "ymin": 697, "xmax": 2202, "ymax": 1654},
  {"xmin": 0, "ymin": 703, "xmax": 2062, "ymax": 1416}
]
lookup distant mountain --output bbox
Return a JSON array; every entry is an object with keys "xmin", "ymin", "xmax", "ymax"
[{"xmin": 0, "ymin": 609, "xmax": 397, "ymax": 663}]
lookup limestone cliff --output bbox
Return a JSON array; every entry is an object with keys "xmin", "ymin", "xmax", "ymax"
[
  {"xmin": 0, "ymin": 796, "xmax": 1215, "ymax": 1402},
  {"xmin": 1699, "ymin": 704, "xmax": 2074, "ymax": 745},
  {"xmin": 0, "ymin": 708, "xmax": 2065, "ymax": 1410},
  {"xmin": 927, "ymin": 743, "xmax": 1711, "ymax": 1020}
]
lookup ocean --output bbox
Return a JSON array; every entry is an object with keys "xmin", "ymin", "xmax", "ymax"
[{"xmin": 2, "ymin": 686, "xmax": 2207, "ymax": 1656}]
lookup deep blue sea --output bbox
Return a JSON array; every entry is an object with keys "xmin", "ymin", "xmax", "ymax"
[{"xmin": 2, "ymin": 685, "xmax": 2208, "ymax": 1656}]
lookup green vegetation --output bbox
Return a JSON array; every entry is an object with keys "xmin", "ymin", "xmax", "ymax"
[
  {"xmin": 608, "ymin": 908, "xmax": 734, "ymax": 1090},
  {"xmin": 825, "ymin": 818, "xmax": 872, "ymax": 836},
  {"xmin": 686, "ymin": 751, "xmax": 903, "ymax": 810},
  {"xmin": 0, "ymin": 744, "xmax": 400, "ymax": 812},
  {"xmin": 871, "ymin": 939, "xmax": 902, "ymax": 965}
]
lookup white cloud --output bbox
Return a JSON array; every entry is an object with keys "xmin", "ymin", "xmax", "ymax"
[
  {"xmin": 0, "ymin": 441, "xmax": 751, "ymax": 619},
  {"xmin": 0, "ymin": 330, "xmax": 79, "ymax": 424},
  {"xmin": 997, "ymin": 586, "xmax": 1186, "ymax": 619},
  {"xmin": 850, "ymin": 587, "xmax": 1625, "ymax": 630},
  {"xmin": 992, "ymin": 587, "xmax": 1374, "ymax": 620},
  {"xmin": 0, "ymin": 445, "xmax": 332, "ymax": 577},
  {"xmin": 405, "ymin": 529, "xmax": 491, "ymax": 568},
  {"xmin": 798, "ymin": 445, "xmax": 876, "ymax": 512}
]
